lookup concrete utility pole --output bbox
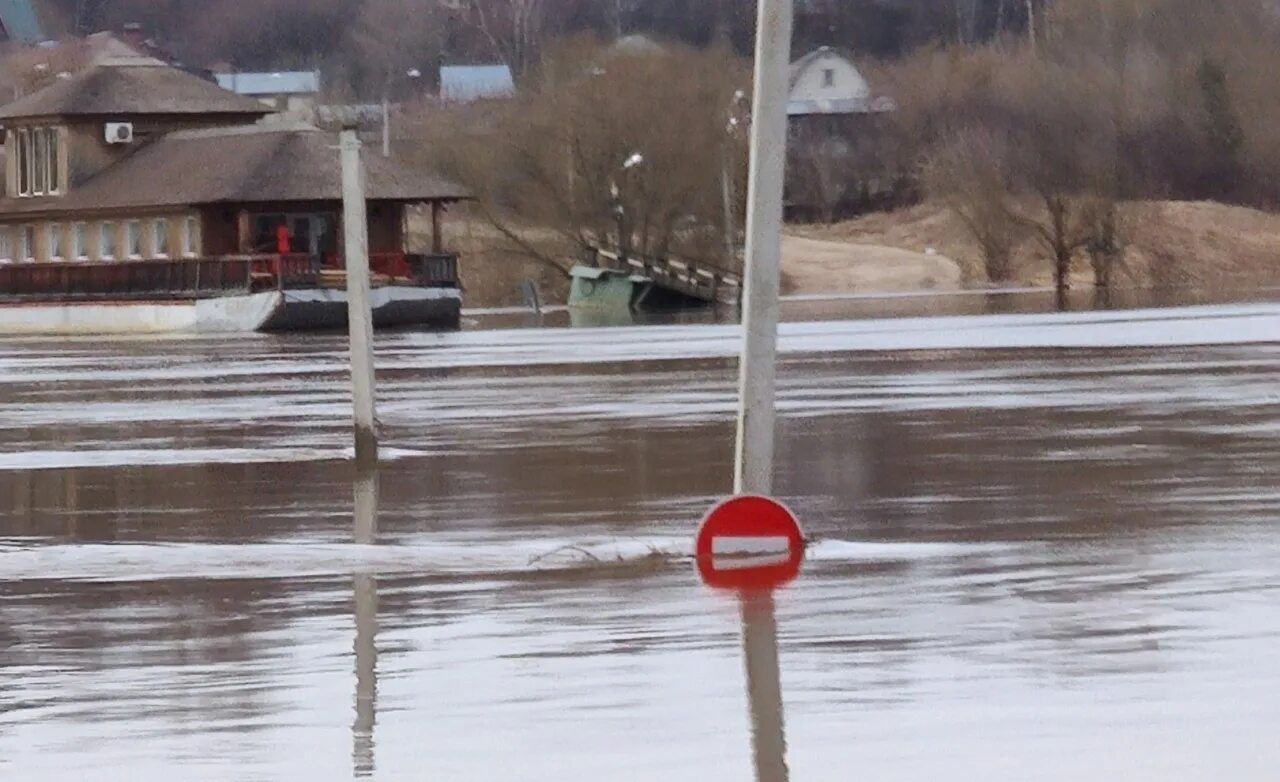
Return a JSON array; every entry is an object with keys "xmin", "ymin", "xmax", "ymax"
[
  {"xmin": 340, "ymin": 127, "xmax": 378, "ymax": 469},
  {"xmin": 735, "ymin": 2, "xmax": 795, "ymax": 777},
  {"xmin": 734, "ymin": 0, "xmax": 794, "ymax": 496}
]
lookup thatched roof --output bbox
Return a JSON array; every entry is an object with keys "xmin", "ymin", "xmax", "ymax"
[
  {"xmin": 0, "ymin": 123, "xmax": 468, "ymax": 215},
  {"xmin": 0, "ymin": 62, "xmax": 272, "ymax": 121}
]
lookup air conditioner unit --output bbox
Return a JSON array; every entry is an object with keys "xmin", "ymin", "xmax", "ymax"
[{"xmin": 105, "ymin": 122, "xmax": 134, "ymax": 144}]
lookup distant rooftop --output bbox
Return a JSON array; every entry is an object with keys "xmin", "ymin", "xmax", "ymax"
[
  {"xmin": 0, "ymin": 0, "xmax": 44, "ymax": 44},
  {"xmin": 440, "ymin": 65, "xmax": 514, "ymax": 103},
  {"xmin": 0, "ymin": 61, "xmax": 274, "ymax": 120},
  {"xmin": 216, "ymin": 71, "xmax": 322, "ymax": 97}
]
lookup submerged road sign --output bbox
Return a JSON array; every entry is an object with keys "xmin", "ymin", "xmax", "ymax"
[{"xmin": 695, "ymin": 495, "xmax": 804, "ymax": 591}]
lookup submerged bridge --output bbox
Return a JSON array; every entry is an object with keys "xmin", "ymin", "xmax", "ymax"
[{"xmin": 585, "ymin": 246, "xmax": 743, "ymax": 308}]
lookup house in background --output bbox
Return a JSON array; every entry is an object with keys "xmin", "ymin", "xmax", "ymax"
[
  {"xmin": 215, "ymin": 70, "xmax": 322, "ymax": 119},
  {"xmin": 0, "ymin": 0, "xmax": 44, "ymax": 45},
  {"xmin": 787, "ymin": 45, "xmax": 892, "ymax": 125},
  {"xmin": 785, "ymin": 46, "xmax": 900, "ymax": 222},
  {"xmin": 0, "ymin": 55, "xmax": 468, "ymax": 331},
  {"xmin": 439, "ymin": 64, "xmax": 513, "ymax": 103}
]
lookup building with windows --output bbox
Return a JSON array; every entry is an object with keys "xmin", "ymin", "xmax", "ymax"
[
  {"xmin": 785, "ymin": 47, "xmax": 901, "ymax": 221},
  {"xmin": 0, "ymin": 55, "xmax": 469, "ymax": 333}
]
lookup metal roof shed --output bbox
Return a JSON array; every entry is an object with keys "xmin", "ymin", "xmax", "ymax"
[{"xmin": 439, "ymin": 65, "xmax": 514, "ymax": 103}]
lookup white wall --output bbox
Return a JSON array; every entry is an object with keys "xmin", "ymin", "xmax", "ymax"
[{"xmin": 790, "ymin": 51, "xmax": 871, "ymax": 104}]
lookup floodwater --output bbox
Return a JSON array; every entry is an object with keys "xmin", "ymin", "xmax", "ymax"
[{"xmin": 3, "ymin": 298, "xmax": 1280, "ymax": 781}]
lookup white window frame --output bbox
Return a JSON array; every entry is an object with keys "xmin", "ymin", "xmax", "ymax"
[
  {"xmin": 16, "ymin": 129, "xmax": 31, "ymax": 197},
  {"xmin": 152, "ymin": 219, "xmax": 169, "ymax": 258},
  {"xmin": 99, "ymin": 221, "xmax": 115, "ymax": 260},
  {"xmin": 46, "ymin": 223, "xmax": 63, "ymax": 261},
  {"xmin": 19, "ymin": 225, "xmax": 35, "ymax": 261},
  {"xmin": 182, "ymin": 215, "xmax": 199, "ymax": 257},
  {"xmin": 71, "ymin": 222, "xmax": 88, "ymax": 260},
  {"xmin": 14, "ymin": 127, "xmax": 60, "ymax": 198},
  {"xmin": 47, "ymin": 128, "xmax": 60, "ymax": 195},
  {"xmin": 125, "ymin": 220, "xmax": 142, "ymax": 259}
]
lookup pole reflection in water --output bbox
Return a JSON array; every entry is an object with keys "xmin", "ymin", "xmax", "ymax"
[
  {"xmin": 740, "ymin": 591, "xmax": 788, "ymax": 782},
  {"xmin": 352, "ymin": 467, "xmax": 380, "ymax": 778}
]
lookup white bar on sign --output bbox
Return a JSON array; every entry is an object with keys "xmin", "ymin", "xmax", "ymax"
[
  {"xmin": 711, "ymin": 535, "xmax": 791, "ymax": 570},
  {"xmin": 712, "ymin": 536, "xmax": 791, "ymax": 556},
  {"xmin": 713, "ymin": 552, "xmax": 790, "ymax": 571}
]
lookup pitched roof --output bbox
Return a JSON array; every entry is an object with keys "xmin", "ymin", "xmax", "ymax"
[
  {"xmin": 789, "ymin": 46, "xmax": 855, "ymax": 90},
  {"xmin": 216, "ymin": 71, "xmax": 322, "ymax": 97},
  {"xmin": 0, "ymin": 0, "xmax": 44, "ymax": 44},
  {"xmin": 0, "ymin": 123, "xmax": 468, "ymax": 215},
  {"xmin": 439, "ymin": 65, "xmax": 514, "ymax": 102},
  {"xmin": 0, "ymin": 62, "xmax": 273, "ymax": 120}
]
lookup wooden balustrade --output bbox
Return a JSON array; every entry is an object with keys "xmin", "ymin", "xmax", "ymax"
[{"xmin": 0, "ymin": 253, "xmax": 460, "ymax": 303}]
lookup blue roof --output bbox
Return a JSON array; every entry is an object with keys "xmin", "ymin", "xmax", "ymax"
[
  {"xmin": 440, "ymin": 65, "xmax": 514, "ymax": 102},
  {"xmin": 216, "ymin": 71, "xmax": 321, "ymax": 96},
  {"xmin": 0, "ymin": 0, "xmax": 44, "ymax": 43}
]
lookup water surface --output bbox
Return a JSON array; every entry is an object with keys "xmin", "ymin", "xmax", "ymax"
[{"xmin": 3, "ymin": 302, "xmax": 1280, "ymax": 780}]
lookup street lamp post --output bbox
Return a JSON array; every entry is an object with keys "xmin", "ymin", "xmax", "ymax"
[
  {"xmin": 382, "ymin": 67, "xmax": 423, "ymax": 158},
  {"xmin": 610, "ymin": 152, "xmax": 645, "ymax": 259},
  {"xmin": 723, "ymin": 88, "xmax": 749, "ymax": 262}
]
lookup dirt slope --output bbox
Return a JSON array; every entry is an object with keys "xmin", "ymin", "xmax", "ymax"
[
  {"xmin": 780, "ymin": 235, "xmax": 963, "ymax": 295},
  {"xmin": 789, "ymin": 200, "xmax": 1280, "ymax": 290}
]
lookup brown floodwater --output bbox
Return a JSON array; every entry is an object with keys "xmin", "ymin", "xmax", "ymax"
[{"xmin": 3, "ymin": 299, "xmax": 1280, "ymax": 780}]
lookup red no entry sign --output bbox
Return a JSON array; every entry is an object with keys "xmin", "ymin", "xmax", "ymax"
[{"xmin": 695, "ymin": 495, "xmax": 804, "ymax": 592}]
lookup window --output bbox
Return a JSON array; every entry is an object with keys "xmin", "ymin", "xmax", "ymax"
[
  {"xmin": 16, "ymin": 130, "xmax": 30, "ymax": 196},
  {"xmin": 71, "ymin": 223, "xmax": 88, "ymax": 260},
  {"xmin": 47, "ymin": 224, "xmax": 63, "ymax": 260},
  {"xmin": 182, "ymin": 215, "xmax": 199, "ymax": 257},
  {"xmin": 20, "ymin": 225, "xmax": 35, "ymax": 261},
  {"xmin": 822, "ymin": 68, "xmax": 835, "ymax": 88},
  {"xmin": 14, "ymin": 127, "xmax": 61, "ymax": 197},
  {"xmin": 152, "ymin": 219, "xmax": 169, "ymax": 257},
  {"xmin": 99, "ymin": 222, "xmax": 115, "ymax": 260},
  {"xmin": 125, "ymin": 220, "xmax": 142, "ymax": 258},
  {"xmin": 0, "ymin": 230, "xmax": 11, "ymax": 262}
]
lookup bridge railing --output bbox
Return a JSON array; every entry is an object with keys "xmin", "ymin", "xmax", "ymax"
[{"xmin": 591, "ymin": 247, "xmax": 742, "ymax": 304}]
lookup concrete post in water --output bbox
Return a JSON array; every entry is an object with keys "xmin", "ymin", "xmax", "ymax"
[
  {"xmin": 734, "ymin": 0, "xmax": 794, "ymax": 496},
  {"xmin": 341, "ymin": 127, "xmax": 378, "ymax": 468}
]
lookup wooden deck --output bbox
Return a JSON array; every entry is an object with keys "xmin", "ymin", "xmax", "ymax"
[
  {"xmin": 591, "ymin": 247, "xmax": 742, "ymax": 305},
  {"xmin": 0, "ymin": 253, "xmax": 459, "ymax": 303}
]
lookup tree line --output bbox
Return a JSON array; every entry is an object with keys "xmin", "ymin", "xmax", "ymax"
[{"xmin": 43, "ymin": 0, "xmax": 1047, "ymax": 95}]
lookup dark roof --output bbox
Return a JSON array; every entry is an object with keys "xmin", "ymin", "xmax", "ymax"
[
  {"xmin": 0, "ymin": 123, "xmax": 469, "ymax": 215},
  {"xmin": 0, "ymin": 62, "xmax": 273, "ymax": 121}
]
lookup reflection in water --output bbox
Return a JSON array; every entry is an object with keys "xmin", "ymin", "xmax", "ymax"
[
  {"xmin": 741, "ymin": 593, "xmax": 788, "ymax": 782},
  {"xmin": 353, "ymin": 469, "xmax": 380, "ymax": 778},
  {"xmin": 353, "ymin": 573, "xmax": 379, "ymax": 779}
]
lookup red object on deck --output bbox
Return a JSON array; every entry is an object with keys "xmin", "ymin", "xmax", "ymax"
[
  {"xmin": 275, "ymin": 224, "xmax": 290, "ymax": 255},
  {"xmin": 695, "ymin": 495, "xmax": 804, "ymax": 592}
]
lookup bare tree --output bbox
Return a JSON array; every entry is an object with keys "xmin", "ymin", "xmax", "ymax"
[
  {"xmin": 926, "ymin": 129, "xmax": 1021, "ymax": 284},
  {"xmin": 407, "ymin": 39, "xmax": 749, "ymax": 276}
]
